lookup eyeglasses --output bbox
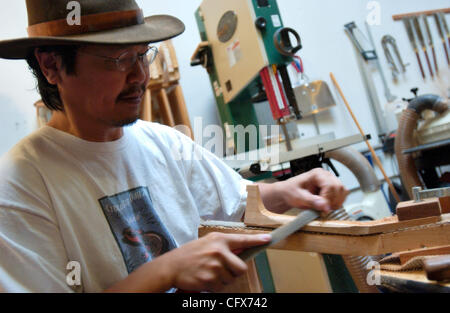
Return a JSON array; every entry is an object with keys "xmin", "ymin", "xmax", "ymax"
[{"xmin": 78, "ymin": 46, "xmax": 158, "ymax": 72}]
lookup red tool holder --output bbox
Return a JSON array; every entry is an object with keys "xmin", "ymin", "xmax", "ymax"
[{"xmin": 260, "ymin": 66, "xmax": 291, "ymax": 120}]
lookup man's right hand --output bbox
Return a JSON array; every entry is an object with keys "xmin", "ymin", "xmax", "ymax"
[
  {"xmin": 161, "ymin": 232, "xmax": 272, "ymax": 292},
  {"xmin": 104, "ymin": 232, "xmax": 271, "ymax": 293}
]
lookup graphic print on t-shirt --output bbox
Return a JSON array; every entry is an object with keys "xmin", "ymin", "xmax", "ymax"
[{"xmin": 99, "ymin": 186, "xmax": 177, "ymax": 273}]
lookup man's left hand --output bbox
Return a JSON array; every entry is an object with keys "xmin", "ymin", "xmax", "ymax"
[{"xmin": 258, "ymin": 168, "xmax": 348, "ymax": 214}]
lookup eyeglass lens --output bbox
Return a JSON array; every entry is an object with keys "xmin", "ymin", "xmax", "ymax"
[{"xmin": 116, "ymin": 47, "xmax": 158, "ymax": 71}]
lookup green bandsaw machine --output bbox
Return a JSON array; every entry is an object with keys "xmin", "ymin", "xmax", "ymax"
[
  {"xmin": 191, "ymin": 0, "xmax": 303, "ymax": 155},
  {"xmin": 191, "ymin": 0, "xmax": 368, "ymax": 293},
  {"xmin": 191, "ymin": 0, "xmax": 365, "ymax": 180}
]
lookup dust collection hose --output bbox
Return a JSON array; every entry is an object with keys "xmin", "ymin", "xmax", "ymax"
[
  {"xmin": 394, "ymin": 95, "xmax": 449, "ymax": 199},
  {"xmin": 326, "ymin": 209, "xmax": 380, "ymax": 293},
  {"xmin": 324, "ymin": 97, "xmax": 447, "ymax": 291},
  {"xmin": 324, "ymin": 147, "xmax": 381, "ymax": 293},
  {"xmin": 325, "ymin": 147, "xmax": 380, "ymax": 193}
]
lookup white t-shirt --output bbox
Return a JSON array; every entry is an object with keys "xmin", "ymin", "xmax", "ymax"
[{"xmin": 0, "ymin": 121, "xmax": 250, "ymax": 292}]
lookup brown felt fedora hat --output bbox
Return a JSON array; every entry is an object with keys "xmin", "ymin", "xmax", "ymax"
[{"xmin": 0, "ymin": 0, "xmax": 185, "ymax": 59}]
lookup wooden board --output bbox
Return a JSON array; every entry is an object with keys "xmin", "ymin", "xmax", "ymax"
[
  {"xmin": 394, "ymin": 245, "xmax": 450, "ymax": 265},
  {"xmin": 392, "ymin": 8, "xmax": 450, "ymax": 21},
  {"xmin": 167, "ymin": 85, "xmax": 193, "ymax": 139},
  {"xmin": 157, "ymin": 89, "xmax": 175, "ymax": 127},
  {"xmin": 199, "ymin": 216, "xmax": 450, "ymax": 256},
  {"xmin": 396, "ymin": 199, "xmax": 441, "ymax": 221},
  {"xmin": 440, "ymin": 197, "xmax": 450, "ymax": 214},
  {"xmin": 423, "ymin": 255, "xmax": 450, "ymax": 281},
  {"xmin": 244, "ymin": 184, "xmax": 442, "ymax": 235},
  {"xmin": 265, "ymin": 250, "xmax": 332, "ymax": 292},
  {"xmin": 148, "ymin": 41, "xmax": 181, "ymax": 90}
]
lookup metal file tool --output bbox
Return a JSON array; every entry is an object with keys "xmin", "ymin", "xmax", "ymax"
[
  {"xmin": 434, "ymin": 13, "xmax": 450, "ymax": 65},
  {"xmin": 238, "ymin": 210, "xmax": 320, "ymax": 261},
  {"xmin": 404, "ymin": 18, "xmax": 425, "ymax": 79},
  {"xmin": 439, "ymin": 12, "xmax": 450, "ymax": 50},
  {"xmin": 344, "ymin": 21, "xmax": 389, "ymax": 136},
  {"xmin": 365, "ymin": 22, "xmax": 397, "ymax": 102},
  {"xmin": 413, "ymin": 16, "xmax": 433, "ymax": 78},
  {"xmin": 423, "ymin": 15, "xmax": 438, "ymax": 73}
]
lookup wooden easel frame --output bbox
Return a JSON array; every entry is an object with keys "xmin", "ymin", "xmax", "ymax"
[{"xmin": 141, "ymin": 40, "xmax": 194, "ymax": 139}]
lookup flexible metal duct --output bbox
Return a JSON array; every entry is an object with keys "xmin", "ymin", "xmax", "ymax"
[
  {"xmin": 394, "ymin": 95, "xmax": 448, "ymax": 199},
  {"xmin": 324, "ymin": 147, "xmax": 381, "ymax": 292},
  {"xmin": 325, "ymin": 147, "xmax": 380, "ymax": 193},
  {"xmin": 326, "ymin": 209, "xmax": 380, "ymax": 293}
]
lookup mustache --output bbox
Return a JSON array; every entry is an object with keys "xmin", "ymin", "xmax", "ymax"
[{"xmin": 118, "ymin": 85, "xmax": 146, "ymax": 98}]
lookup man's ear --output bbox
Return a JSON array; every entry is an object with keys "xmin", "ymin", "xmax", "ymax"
[{"xmin": 34, "ymin": 48, "xmax": 63, "ymax": 85}]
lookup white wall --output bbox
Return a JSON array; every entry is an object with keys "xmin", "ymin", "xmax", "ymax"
[
  {"xmin": 0, "ymin": 0, "xmax": 449, "ymax": 197},
  {"xmin": 0, "ymin": 0, "xmax": 39, "ymax": 155}
]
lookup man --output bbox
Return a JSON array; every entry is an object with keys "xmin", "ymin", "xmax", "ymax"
[{"xmin": 0, "ymin": 0, "xmax": 347, "ymax": 292}]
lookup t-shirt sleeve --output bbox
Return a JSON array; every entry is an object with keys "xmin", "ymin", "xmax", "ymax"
[
  {"xmin": 172, "ymin": 130, "xmax": 253, "ymax": 222},
  {"xmin": 0, "ymin": 156, "xmax": 74, "ymax": 292}
]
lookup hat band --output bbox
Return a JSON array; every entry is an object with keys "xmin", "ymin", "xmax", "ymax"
[{"xmin": 27, "ymin": 9, "xmax": 145, "ymax": 37}]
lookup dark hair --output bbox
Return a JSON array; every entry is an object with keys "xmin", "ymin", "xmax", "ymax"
[{"xmin": 26, "ymin": 45, "xmax": 80, "ymax": 111}]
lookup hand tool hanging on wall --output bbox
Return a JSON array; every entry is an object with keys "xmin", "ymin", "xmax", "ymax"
[
  {"xmin": 344, "ymin": 21, "xmax": 389, "ymax": 137},
  {"xmin": 413, "ymin": 16, "xmax": 433, "ymax": 78},
  {"xmin": 365, "ymin": 22, "xmax": 397, "ymax": 102},
  {"xmin": 422, "ymin": 15, "xmax": 438, "ymax": 74},
  {"xmin": 434, "ymin": 13, "xmax": 450, "ymax": 65},
  {"xmin": 344, "ymin": 22, "xmax": 377, "ymax": 60},
  {"xmin": 439, "ymin": 12, "xmax": 450, "ymax": 49},
  {"xmin": 403, "ymin": 18, "xmax": 426, "ymax": 79},
  {"xmin": 382, "ymin": 35, "xmax": 409, "ymax": 80}
]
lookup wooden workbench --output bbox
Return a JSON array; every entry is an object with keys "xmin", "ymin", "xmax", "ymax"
[{"xmin": 200, "ymin": 213, "xmax": 450, "ymax": 256}]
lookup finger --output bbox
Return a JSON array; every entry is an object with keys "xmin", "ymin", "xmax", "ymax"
[
  {"xmin": 205, "ymin": 261, "xmax": 238, "ymax": 289},
  {"xmin": 223, "ymin": 233, "xmax": 272, "ymax": 250},
  {"xmin": 196, "ymin": 264, "xmax": 234, "ymax": 292},
  {"xmin": 218, "ymin": 263, "xmax": 237, "ymax": 284},
  {"xmin": 232, "ymin": 248, "xmax": 245, "ymax": 255},
  {"xmin": 322, "ymin": 185, "xmax": 348, "ymax": 210},
  {"xmin": 319, "ymin": 185, "xmax": 341, "ymax": 210},
  {"xmin": 309, "ymin": 171, "xmax": 347, "ymax": 210},
  {"xmin": 293, "ymin": 188, "xmax": 332, "ymax": 213},
  {"xmin": 309, "ymin": 169, "xmax": 345, "ymax": 197},
  {"xmin": 334, "ymin": 186, "xmax": 349, "ymax": 209},
  {"xmin": 307, "ymin": 168, "xmax": 334, "ymax": 187},
  {"xmin": 222, "ymin": 251, "xmax": 249, "ymax": 278}
]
